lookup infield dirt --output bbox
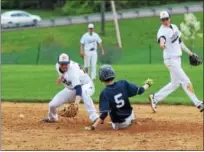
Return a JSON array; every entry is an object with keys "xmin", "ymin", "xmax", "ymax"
[{"xmin": 1, "ymin": 102, "xmax": 203, "ymax": 150}]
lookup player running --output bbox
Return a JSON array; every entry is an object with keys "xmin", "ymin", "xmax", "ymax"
[
  {"xmin": 80, "ymin": 23, "xmax": 105, "ymax": 80},
  {"xmin": 149, "ymin": 11, "xmax": 204, "ymax": 113},
  {"xmin": 41, "ymin": 53, "xmax": 99, "ymax": 122},
  {"xmin": 85, "ymin": 64, "xmax": 153, "ymax": 130}
]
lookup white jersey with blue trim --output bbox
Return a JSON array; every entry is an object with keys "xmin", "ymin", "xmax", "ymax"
[
  {"xmin": 80, "ymin": 32, "xmax": 102, "ymax": 51},
  {"xmin": 56, "ymin": 61, "xmax": 91, "ymax": 89},
  {"xmin": 157, "ymin": 24, "xmax": 182, "ymax": 59}
]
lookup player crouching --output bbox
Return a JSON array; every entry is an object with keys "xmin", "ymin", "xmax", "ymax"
[
  {"xmin": 85, "ymin": 64, "xmax": 153, "ymax": 130},
  {"xmin": 41, "ymin": 53, "xmax": 99, "ymax": 123}
]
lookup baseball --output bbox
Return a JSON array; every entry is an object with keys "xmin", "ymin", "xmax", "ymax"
[{"xmin": 19, "ymin": 114, "xmax": 25, "ymax": 119}]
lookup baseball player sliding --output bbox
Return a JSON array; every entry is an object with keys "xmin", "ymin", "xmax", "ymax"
[
  {"xmin": 149, "ymin": 11, "xmax": 204, "ymax": 112},
  {"xmin": 85, "ymin": 64, "xmax": 153, "ymax": 130},
  {"xmin": 41, "ymin": 53, "xmax": 99, "ymax": 122},
  {"xmin": 80, "ymin": 23, "xmax": 105, "ymax": 80}
]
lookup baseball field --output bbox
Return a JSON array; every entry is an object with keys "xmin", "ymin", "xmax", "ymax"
[
  {"xmin": 1, "ymin": 10, "xmax": 203, "ymax": 150},
  {"xmin": 2, "ymin": 103, "xmax": 203, "ymax": 150}
]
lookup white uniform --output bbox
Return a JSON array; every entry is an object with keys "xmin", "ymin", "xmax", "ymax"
[
  {"xmin": 154, "ymin": 24, "xmax": 202, "ymax": 107},
  {"xmin": 48, "ymin": 61, "xmax": 99, "ymax": 122},
  {"xmin": 80, "ymin": 32, "xmax": 102, "ymax": 79},
  {"xmin": 111, "ymin": 111, "xmax": 134, "ymax": 130}
]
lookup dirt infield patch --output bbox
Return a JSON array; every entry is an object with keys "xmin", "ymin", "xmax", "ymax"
[{"xmin": 1, "ymin": 102, "xmax": 203, "ymax": 150}]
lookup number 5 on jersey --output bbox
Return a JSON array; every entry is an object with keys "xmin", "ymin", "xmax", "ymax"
[{"xmin": 114, "ymin": 93, "xmax": 125, "ymax": 108}]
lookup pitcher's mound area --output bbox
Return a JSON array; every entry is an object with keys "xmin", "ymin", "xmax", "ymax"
[{"xmin": 1, "ymin": 102, "xmax": 203, "ymax": 150}]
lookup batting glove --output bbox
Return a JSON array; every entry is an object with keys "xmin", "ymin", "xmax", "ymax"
[{"xmin": 145, "ymin": 78, "xmax": 153, "ymax": 87}]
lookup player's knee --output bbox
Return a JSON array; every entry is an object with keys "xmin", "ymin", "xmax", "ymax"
[
  {"xmin": 181, "ymin": 79, "xmax": 191, "ymax": 86},
  {"xmin": 170, "ymin": 82, "xmax": 180, "ymax": 88},
  {"xmin": 49, "ymin": 101, "xmax": 57, "ymax": 109}
]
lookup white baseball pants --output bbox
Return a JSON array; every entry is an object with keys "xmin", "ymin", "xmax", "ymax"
[
  {"xmin": 154, "ymin": 56, "xmax": 202, "ymax": 107},
  {"xmin": 48, "ymin": 82, "xmax": 99, "ymax": 122},
  {"xmin": 84, "ymin": 51, "xmax": 97, "ymax": 80},
  {"xmin": 111, "ymin": 111, "xmax": 135, "ymax": 130}
]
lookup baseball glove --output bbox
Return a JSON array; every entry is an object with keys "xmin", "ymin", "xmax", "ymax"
[
  {"xmin": 59, "ymin": 103, "xmax": 79, "ymax": 118},
  {"xmin": 189, "ymin": 53, "xmax": 202, "ymax": 66}
]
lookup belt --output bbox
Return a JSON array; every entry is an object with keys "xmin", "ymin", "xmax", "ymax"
[{"xmin": 89, "ymin": 48, "xmax": 96, "ymax": 51}]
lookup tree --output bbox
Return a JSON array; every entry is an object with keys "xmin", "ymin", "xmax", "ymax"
[{"xmin": 180, "ymin": 13, "xmax": 203, "ymax": 49}]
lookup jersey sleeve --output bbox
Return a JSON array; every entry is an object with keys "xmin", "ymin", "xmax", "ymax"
[
  {"xmin": 80, "ymin": 34, "xmax": 85, "ymax": 45},
  {"xmin": 124, "ymin": 80, "xmax": 140, "ymax": 97},
  {"xmin": 157, "ymin": 29, "xmax": 166, "ymax": 43},
  {"xmin": 99, "ymin": 91, "xmax": 110, "ymax": 120},
  {"xmin": 96, "ymin": 34, "xmax": 102, "ymax": 44}
]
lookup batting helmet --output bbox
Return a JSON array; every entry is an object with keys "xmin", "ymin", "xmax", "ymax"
[{"xmin": 99, "ymin": 64, "xmax": 115, "ymax": 82}]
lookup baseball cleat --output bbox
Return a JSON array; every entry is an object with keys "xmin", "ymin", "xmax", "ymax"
[
  {"xmin": 198, "ymin": 103, "xmax": 204, "ymax": 112},
  {"xmin": 40, "ymin": 117, "xmax": 56, "ymax": 123},
  {"xmin": 149, "ymin": 94, "xmax": 157, "ymax": 113}
]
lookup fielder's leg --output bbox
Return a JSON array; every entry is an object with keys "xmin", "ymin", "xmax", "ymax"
[
  {"xmin": 84, "ymin": 51, "xmax": 91, "ymax": 75},
  {"xmin": 81, "ymin": 82, "xmax": 99, "ymax": 122},
  {"xmin": 175, "ymin": 66, "xmax": 202, "ymax": 108},
  {"xmin": 153, "ymin": 58, "xmax": 180, "ymax": 105},
  {"xmin": 41, "ymin": 88, "xmax": 75, "ymax": 122},
  {"xmin": 170, "ymin": 57, "xmax": 202, "ymax": 108},
  {"xmin": 90, "ymin": 51, "xmax": 98, "ymax": 80}
]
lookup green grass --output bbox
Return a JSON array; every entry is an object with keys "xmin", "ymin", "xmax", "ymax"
[
  {"xmin": 2, "ymin": 12, "xmax": 203, "ymax": 65},
  {"xmin": 2, "ymin": 64, "xmax": 203, "ymax": 105},
  {"xmin": 2, "ymin": 12, "xmax": 203, "ymax": 53}
]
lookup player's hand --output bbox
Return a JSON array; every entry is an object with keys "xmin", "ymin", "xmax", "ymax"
[
  {"xmin": 189, "ymin": 52, "xmax": 194, "ymax": 56},
  {"xmin": 75, "ymin": 95, "xmax": 81, "ymax": 105},
  {"xmin": 56, "ymin": 75, "xmax": 63, "ymax": 85},
  {"xmin": 85, "ymin": 126, "xmax": 95, "ymax": 131},
  {"xmin": 80, "ymin": 51, "xmax": 85, "ymax": 58},
  {"xmin": 101, "ymin": 50, "xmax": 105, "ymax": 56},
  {"xmin": 160, "ymin": 43, "xmax": 166, "ymax": 49},
  {"xmin": 145, "ymin": 78, "xmax": 153, "ymax": 87}
]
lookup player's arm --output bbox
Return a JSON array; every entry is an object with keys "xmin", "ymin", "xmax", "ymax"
[
  {"xmin": 55, "ymin": 63, "xmax": 63, "ymax": 85},
  {"xmin": 125, "ymin": 80, "xmax": 144, "ymax": 97},
  {"xmin": 180, "ymin": 41, "xmax": 193, "ymax": 56},
  {"xmin": 80, "ymin": 35, "xmax": 85, "ymax": 58},
  {"xmin": 97, "ymin": 34, "xmax": 105, "ymax": 56},
  {"xmin": 179, "ymin": 38, "xmax": 193, "ymax": 56},
  {"xmin": 85, "ymin": 92, "xmax": 109, "ymax": 130},
  {"xmin": 125, "ymin": 79, "xmax": 153, "ymax": 97},
  {"xmin": 159, "ymin": 37, "xmax": 166, "ymax": 50},
  {"xmin": 175, "ymin": 25, "xmax": 193, "ymax": 56},
  {"xmin": 157, "ymin": 30, "xmax": 166, "ymax": 50},
  {"xmin": 68, "ymin": 72, "xmax": 82, "ymax": 104}
]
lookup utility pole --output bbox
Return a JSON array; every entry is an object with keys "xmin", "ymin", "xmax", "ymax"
[
  {"xmin": 110, "ymin": 1, "xmax": 122, "ymax": 48},
  {"xmin": 100, "ymin": 1, "xmax": 105, "ymax": 35}
]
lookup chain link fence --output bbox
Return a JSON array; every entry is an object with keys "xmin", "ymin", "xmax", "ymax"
[{"xmin": 2, "ymin": 43, "xmax": 203, "ymax": 65}]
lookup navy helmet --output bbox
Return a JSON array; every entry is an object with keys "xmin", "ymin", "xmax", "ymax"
[{"xmin": 99, "ymin": 64, "xmax": 115, "ymax": 82}]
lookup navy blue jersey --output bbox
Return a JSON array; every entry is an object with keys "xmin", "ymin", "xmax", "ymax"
[{"xmin": 99, "ymin": 80, "xmax": 145, "ymax": 123}]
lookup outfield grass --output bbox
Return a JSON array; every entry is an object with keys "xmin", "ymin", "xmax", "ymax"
[
  {"xmin": 2, "ymin": 64, "xmax": 203, "ymax": 105},
  {"xmin": 2, "ymin": 12, "xmax": 203, "ymax": 54}
]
